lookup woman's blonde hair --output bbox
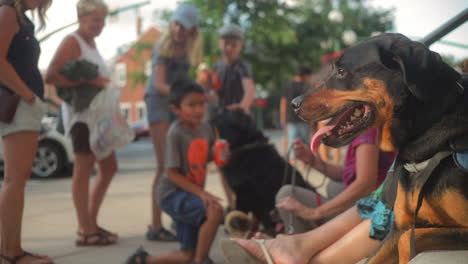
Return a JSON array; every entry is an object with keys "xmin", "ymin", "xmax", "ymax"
[
  {"xmin": 158, "ymin": 22, "xmax": 202, "ymax": 67},
  {"xmin": 76, "ymin": 0, "xmax": 108, "ymax": 17},
  {"xmin": 1, "ymin": 0, "xmax": 52, "ymax": 30}
]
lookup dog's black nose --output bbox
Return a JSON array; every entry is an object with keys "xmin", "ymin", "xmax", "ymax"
[{"xmin": 291, "ymin": 96, "xmax": 304, "ymax": 111}]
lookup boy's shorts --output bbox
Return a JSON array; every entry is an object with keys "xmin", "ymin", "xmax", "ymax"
[{"xmin": 160, "ymin": 189, "xmax": 206, "ymax": 250}]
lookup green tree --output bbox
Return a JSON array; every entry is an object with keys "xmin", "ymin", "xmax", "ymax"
[{"xmin": 185, "ymin": 0, "xmax": 393, "ymax": 127}]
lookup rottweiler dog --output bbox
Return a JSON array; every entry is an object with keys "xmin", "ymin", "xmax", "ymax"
[
  {"xmin": 211, "ymin": 110, "xmax": 313, "ymax": 234},
  {"xmin": 292, "ymin": 33, "xmax": 468, "ymax": 263}
]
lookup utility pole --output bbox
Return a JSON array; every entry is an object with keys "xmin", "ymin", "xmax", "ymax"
[{"xmin": 38, "ymin": 0, "xmax": 151, "ymax": 43}]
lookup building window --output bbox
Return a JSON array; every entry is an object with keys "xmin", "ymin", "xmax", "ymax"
[
  {"xmin": 120, "ymin": 103, "xmax": 131, "ymax": 122},
  {"xmin": 115, "ymin": 62, "xmax": 127, "ymax": 87},
  {"xmin": 136, "ymin": 101, "xmax": 147, "ymax": 121}
]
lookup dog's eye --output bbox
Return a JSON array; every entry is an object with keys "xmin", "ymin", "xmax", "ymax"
[{"xmin": 337, "ymin": 68, "xmax": 347, "ymax": 78}]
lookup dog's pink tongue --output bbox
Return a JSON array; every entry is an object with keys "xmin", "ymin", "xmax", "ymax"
[{"xmin": 311, "ymin": 125, "xmax": 335, "ymax": 153}]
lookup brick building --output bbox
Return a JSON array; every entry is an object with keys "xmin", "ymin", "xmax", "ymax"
[{"xmin": 114, "ymin": 27, "xmax": 161, "ymax": 123}]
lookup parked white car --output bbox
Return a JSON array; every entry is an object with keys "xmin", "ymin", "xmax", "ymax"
[{"xmin": 0, "ymin": 110, "xmax": 74, "ymax": 178}]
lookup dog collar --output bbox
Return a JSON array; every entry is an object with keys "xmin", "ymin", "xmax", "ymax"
[
  {"xmin": 231, "ymin": 141, "xmax": 272, "ymax": 155},
  {"xmin": 403, "ymin": 159, "xmax": 431, "ymax": 173}
]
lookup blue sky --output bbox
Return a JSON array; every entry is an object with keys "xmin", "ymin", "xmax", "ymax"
[{"xmin": 36, "ymin": 0, "xmax": 467, "ymax": 70}]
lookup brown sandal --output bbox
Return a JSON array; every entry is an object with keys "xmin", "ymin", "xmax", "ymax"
[
  {"xmin": 75, "ymin": 231, "xmax": 117, "ymax": 246},
  {"xmin": 98, "ymin": 227, "xmax": 119, "ymax": 242},
  {"xmin": 0, "ymin": 251, "xmax": 54, "ymax": 264}
]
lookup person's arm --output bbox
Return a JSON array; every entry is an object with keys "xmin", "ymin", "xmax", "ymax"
[
  {"xmin": 293, "ymin": 139, "xmax": 343, "ymax": 181},
  {"xmin": 45, "ymin": 36, "xmax": 109, "ymax": 89},
  {"xmin": 154, "ymin": 63, "xmax": 171, "ymax": 96},
  {"xmin": 312, "ymin": 143, "xmax": 379, "ymax": 219},
  {"xmin": 45, "ymin": 36, "xmax": 82, "ymax": 88},
  {"xmin": 240, "ymin": 77, "xmax": 255, "ymax": 111},
  {"xmin": 168, "ymin": 168, "xmax": 222, "ymax": 207},
  {"xmin": 279, "ymin": 143, "xmax": 379, "ymax": 221},
  {"xmin": 0, "ymin": 6, "xmax": 35, "ymax": 103},
  {"xmin": 168, "ymin": 168, "xmax": 205, "ymax": 196},
  {"xmin": 280, "ymin": 97, "xmax": 287, "ymax": 127}
]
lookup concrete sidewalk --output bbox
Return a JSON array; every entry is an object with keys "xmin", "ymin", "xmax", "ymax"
[
  {"xmin": 20, "ymin": 130, "xmax": 330, "ymax": 264},
  {"xmin": 22, "ymin": 163, "xmax": 232, "ymax": 263}
]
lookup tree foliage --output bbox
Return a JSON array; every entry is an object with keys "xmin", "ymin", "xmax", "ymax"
[
  {"xmin": 127, "ymin": 0, "xmax": 394, "ymax": 126},
  {"xmin": 185, "ymin": 0, "xmax": 394, "ymax": 95}
]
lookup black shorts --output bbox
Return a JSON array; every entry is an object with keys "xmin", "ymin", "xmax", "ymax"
[{"xmin": 70, "ymin": 122, "xmax": 92, "ymax": 154}]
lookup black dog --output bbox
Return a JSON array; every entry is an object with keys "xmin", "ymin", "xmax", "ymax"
[
  {"xmin": 211, "ymin": 110, "xmax": 313, "ymax": 232},
  {"xmin": 293, "ymin": 33, "xmax": 468, "ymax": 263}
]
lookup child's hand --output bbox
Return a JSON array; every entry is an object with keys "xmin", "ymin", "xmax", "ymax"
[
  {"xmin": 199, "ymin": 191, "xmax": 222, "ymax": 208},
  {"xmin": 293, "ymin": 139, "xmax": 315, "ymax": 164},
  {"xmin": 213, "ymin": 141, "xmax": 231, "ymax": 166}
]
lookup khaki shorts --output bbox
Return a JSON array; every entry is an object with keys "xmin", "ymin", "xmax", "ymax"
[{"xmin": 0, "ymin": 96, "xmax": 47, "ymax": 137}]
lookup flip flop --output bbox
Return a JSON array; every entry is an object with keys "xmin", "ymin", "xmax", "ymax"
[{"xmin": 220, "ymin": 238, "xmax": 274, "ymax": 264}]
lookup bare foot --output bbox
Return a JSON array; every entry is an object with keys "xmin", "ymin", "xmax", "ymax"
[{"xmin": 234, "ymin": 235, "xmax": 312, "ymax": 264}]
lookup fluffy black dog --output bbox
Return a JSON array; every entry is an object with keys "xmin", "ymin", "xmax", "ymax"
[{"xmin": 211, "ymin": 109, "xmax": 313, "ymax": 231}]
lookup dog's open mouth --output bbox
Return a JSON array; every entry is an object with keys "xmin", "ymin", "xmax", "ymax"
[{"xmin": 311, "ymin": 103, "xmax": 375, "ymax": 152}]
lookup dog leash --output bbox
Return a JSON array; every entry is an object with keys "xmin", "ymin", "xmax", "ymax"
[{"xmin": 406, "ymin": 151, "xmax": 452, "ymax": 259}]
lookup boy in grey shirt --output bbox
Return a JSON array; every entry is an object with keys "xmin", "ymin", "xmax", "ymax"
[{"xmin": 127, "ymin": 79, "xmax": 224, "ymax": 264}]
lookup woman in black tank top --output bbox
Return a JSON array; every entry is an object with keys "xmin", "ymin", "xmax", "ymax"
[{"xmin": 0, "ymin": 1, "xmax": 53, "ymax": 263}]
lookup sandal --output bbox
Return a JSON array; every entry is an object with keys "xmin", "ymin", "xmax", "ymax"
[
  {"xmin": 221, "ymin": 238, "xmax": 274, "ymax": 264},
  {"xmin": 0, "ymin": 251, "xmax": 54, "ymax": 264},
  {"xmin": 125, "ymin": 247, "xmax": 148, "ymax": 264},
  {"xmin": 75, "ymin": 231, "xmax": 117, "ymax": 246},
  {"xmin": 98, "ymin": 227, "xmax": 119, "ymax": 242},
  {"xmin": 145, "ymin": 226, "xmax": 177, "ymax": 241}
]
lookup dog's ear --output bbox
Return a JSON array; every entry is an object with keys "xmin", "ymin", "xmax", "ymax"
[{"xmin": 377, "ymin": 34, "xmax": 460, "ymax": 101}]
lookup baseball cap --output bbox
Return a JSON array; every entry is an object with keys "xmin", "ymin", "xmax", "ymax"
[
  {"xmin": 218, "ymin": 24, "xmax": 243, "ymax": 40},
  {"xmin": 171, "ymin": 4, "xmax": 200, "ymax": 29}
]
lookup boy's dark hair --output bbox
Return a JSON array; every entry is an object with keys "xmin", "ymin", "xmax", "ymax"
[
  {"xmin": 297, "ymin": 66, "xmax": 312, "ymax": 76},
  {"xmin": 169, "ymin": 78, "xmax": 205, "ymax": 107}
]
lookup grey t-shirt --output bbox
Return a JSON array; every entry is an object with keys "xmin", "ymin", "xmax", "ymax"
[
  {"xmin": 145, "ymin": 44, "xmax": 191, "ymax": 96},
  {"xmin": 156, "ymin": 119, "xmax": 216, "ymax": 202},
  {"xmin": 213, "ymin": 58, "xmax": 252, "ymax": 109}
]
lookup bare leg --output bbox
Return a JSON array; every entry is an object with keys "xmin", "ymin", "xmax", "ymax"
[
  {"xmin": 193, "ymin": 202, "xmax": 224, "ymax": 263},
  {"xmin": 89, "ymin": 152, "xmax": 118, "ymax": 240},
  {"xmin": 309, "ymin": 218, "xmax": 379, "ymax": 264},
  {"xmin": 149, "ymin": 121, "xmax": 170, "ymax": 230},
  {"xmin": 0, "ymin": 132, "xmax": 53, "ymax": 264},
  {"xmin": 234, "ymin": 206, "xmax": 363, "ymax": 264},
  {"xmin": 72, "ymin": 153, "xmax": 96, "ymax": 235}
]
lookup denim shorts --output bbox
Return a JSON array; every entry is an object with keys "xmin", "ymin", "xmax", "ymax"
[
  {"xmin": 144, "ymin": 94, "xmax": 175, "ymax": 124},
  {"xmin": 160, "ymin": 189, "xmax": 206, "ymax": 250},
  {"xmin": 0, "ymin": 96, "xmax": 47, "ymax": 137}
]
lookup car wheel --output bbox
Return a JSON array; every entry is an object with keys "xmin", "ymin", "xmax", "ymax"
[{"xmin": 32, "ymin": 141, "xmax": 66, "ymax": 178}]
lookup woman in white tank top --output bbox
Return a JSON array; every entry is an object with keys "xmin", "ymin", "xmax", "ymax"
[{"xmin": 45, "ymin": 0, "xmax": 119, "ymax": 246}]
